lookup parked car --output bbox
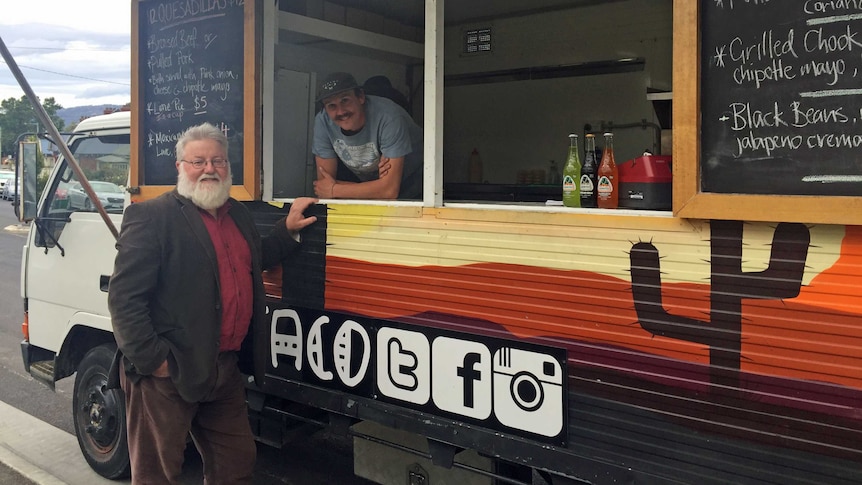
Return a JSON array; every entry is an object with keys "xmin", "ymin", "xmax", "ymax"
[
  {"xmin": 1, "ymin": 176, "xmax": 19, "ymax": 201},
  {"xmin": 0, "ymin": 173, "xmax": 15, "ymax": 200},
  {"xmin": 66, "ymin": 181, "xmax": 125, "ymax": 212}
]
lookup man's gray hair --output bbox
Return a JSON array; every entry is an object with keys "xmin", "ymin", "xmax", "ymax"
[{"xmin": 175, "ymin": 122, "xmax": 228, "ymax": 161}]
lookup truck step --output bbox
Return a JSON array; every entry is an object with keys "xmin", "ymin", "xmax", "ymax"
[{"xmin": 29, "ymin": 360, "xmax": 55, "ymax": 389}]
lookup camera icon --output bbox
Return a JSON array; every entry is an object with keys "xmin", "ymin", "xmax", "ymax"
[{"xmin": 492, "ymin": 347, "xmax": 563, "ymax": 437}]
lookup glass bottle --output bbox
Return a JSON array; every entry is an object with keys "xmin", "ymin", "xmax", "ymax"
[
  {"xmin": 597, "ymin": 132, "xmax": 618, "ymax": 209},
  {"xmin": 580, "ymin": 134, "xmax": 598, "ymax": 208},
  {"xmin": 562, "ymin": 134, "xmax": 581, "ymax": 208}
]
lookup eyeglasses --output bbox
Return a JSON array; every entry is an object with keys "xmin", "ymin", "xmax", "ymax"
[{"xmin": 181, "ymin": 158, "xmax": 229, "ymax": 169}]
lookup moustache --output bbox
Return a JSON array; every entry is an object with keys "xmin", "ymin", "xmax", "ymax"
[{"xmin": 197, "ymin": 174, "xmax": 222, "ymax": 183}]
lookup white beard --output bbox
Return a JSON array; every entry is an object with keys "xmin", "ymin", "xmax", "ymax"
[{"xmin": 177, "ymin": 168, "xmax": 232, "ymax": 210}]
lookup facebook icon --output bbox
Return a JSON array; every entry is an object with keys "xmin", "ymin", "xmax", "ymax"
[
  {"xmin": 432, "ymin": 337, "xmax": 491, "ymax": 419},
  {"xmin": 458, "ymin": 352, "xmax": 482, "ymax": 407}
]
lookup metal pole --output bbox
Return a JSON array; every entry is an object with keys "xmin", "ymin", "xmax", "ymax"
[{"xmin": 0, "ymin": 35, "xmax": 119, "ymax": 240}]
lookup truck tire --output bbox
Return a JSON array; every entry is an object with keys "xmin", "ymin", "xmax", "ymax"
[{"xmin": 73, "ymin": 344, "xmax": 131, "ymax": 479}]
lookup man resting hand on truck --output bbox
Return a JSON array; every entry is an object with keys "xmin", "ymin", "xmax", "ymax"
[{"xmin": 108, "ymin": 122, "xmax": 317, "ymax": 484}]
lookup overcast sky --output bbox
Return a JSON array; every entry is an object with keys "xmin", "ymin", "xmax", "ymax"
[{"xmin": 0, "ymin": 0, "xmax": 131, "ymax": 108}]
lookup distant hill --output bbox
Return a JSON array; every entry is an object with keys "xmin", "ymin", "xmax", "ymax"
[{"xmin": 56, "ymin": 105, "xmax": 122, "ymax": 127}]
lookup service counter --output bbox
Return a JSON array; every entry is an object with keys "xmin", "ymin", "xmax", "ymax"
[{"xmin": 443, "ymin": 183, "xmax": 561, "ymax": 203}]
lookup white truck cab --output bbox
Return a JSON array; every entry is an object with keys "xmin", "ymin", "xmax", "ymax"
[{"xmin": 20, "ymin": 110, "xmax": 131, "ymax": 478}]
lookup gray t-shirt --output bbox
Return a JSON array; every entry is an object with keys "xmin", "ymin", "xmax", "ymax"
[{"xmin": 313, "ymin": 95, "xmax": 423, "ymax": 199}]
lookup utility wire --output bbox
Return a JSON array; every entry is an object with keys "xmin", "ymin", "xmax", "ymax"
[{"xmin": 0, "ymin": 60, "xmax": 129, "ymax": 86}]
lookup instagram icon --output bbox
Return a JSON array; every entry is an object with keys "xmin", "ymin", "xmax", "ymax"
[{"xmin": 492, "ymin": 347, "xmax": 564, "ymax": 437}]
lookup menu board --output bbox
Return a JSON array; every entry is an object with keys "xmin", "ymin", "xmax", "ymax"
[
  {"xmin": 138, "ymin": 0, "xmax": 245, "ymax": 186},
  {"xmin": 700, "ymin": 1, "xmax": 862, "ymax": 196}
]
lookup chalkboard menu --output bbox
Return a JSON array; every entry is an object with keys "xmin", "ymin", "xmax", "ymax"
[
  {"xmin": 138, "ymin": 0, "xmax": 246, "ymax": 186},
  {"xmin": 701, "ymin": 1, "xmax": 862, "ymax": 196}
]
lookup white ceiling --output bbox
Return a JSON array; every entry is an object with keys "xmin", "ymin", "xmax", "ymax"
[{"xmin": 302, "ymin": 0, "xmax": 622, "ymax": 26}]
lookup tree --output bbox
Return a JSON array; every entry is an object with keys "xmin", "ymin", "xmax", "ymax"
[{"xmin": 0, "ymin": 96, "xmax": 65, "ymax": 159}]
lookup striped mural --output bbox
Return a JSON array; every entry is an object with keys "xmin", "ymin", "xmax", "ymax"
[{"xmin": 309, "ymin": 203, "xmax": 862, "ymax": 462}]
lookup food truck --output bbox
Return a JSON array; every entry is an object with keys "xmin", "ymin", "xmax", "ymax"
[{"xmin": 19, "ymin": 1, "xmax": 862, "ymax": 483}]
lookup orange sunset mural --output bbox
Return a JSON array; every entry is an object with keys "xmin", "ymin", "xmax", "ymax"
[{"xmin": 264, "ymin": 203, "xmax": 862, "ymax": 461}]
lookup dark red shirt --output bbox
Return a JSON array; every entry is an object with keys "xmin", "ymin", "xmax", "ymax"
[{"xmin": 199, "ymin": 203, "xmax": 253, "ymax": 352}]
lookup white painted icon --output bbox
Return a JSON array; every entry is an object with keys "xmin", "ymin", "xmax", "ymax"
[
  {"xmin": 492, "ymin": 347, "xmax": 563, "ymax": 437},
  {"xmin": 270, "ymin": 309, "xmax": 302, "ymax": 370},
  {"xmin": 431, "ymin": 337, "xmax": 491, "ymax": 420},
  {"xmin": 376, "ymin": 328, "xmax": 430, "ymax": 404},
  {"xmin": 307, "ymin": 315, "xmax": 333, "ymax": 381},
  {"xmin": 333, "ymin": 319, "xmax": 371, "ymax": 388}
]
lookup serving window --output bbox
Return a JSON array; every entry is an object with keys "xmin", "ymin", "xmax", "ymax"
[{"xmin": 266, "ymin": 0, "xmax": 673, "ymax": 209}]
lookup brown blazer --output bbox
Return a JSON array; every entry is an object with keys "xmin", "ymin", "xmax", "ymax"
[{"xmin": 107, "ymin": 190, "xmax": 297, "ymax": 402}]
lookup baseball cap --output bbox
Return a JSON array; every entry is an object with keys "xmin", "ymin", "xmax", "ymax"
[{"xmin": 316, "ymin": 72, "xmax": 360, "ymax": 103}]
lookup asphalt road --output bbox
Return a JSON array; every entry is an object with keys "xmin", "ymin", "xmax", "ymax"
[{"xmin": 0, "ymin": 204, "xmax": 374, "ymax": 484}]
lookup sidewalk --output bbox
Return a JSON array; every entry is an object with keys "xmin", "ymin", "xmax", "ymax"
[{"xmin": 0, "ymin": 400, "xmax": 126, "ymax": 485}]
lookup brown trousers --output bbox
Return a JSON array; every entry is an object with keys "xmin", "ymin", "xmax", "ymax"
[{"xmin": 120, "ymin": 352, "xmax": 256, "ymax": 485}]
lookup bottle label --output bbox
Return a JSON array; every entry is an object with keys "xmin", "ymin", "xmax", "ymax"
[
  {"xmin": 597, "ymin": 175, "xmax": 613, "ymax": 199},
  {"xmin": 562, "ymin": 175, "xmax": 576, "ymax": 194},
  {"xmin": 579, "ymin": 175, "xmax": 594, "ymax": 195}
]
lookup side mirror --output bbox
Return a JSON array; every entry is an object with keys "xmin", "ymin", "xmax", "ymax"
[{"xmin": 19, "ymin": 140, "xmax": 39, "ymax": 222}]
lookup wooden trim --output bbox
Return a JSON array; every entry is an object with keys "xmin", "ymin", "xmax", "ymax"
[
  {"xmin": 241, "ymin": 0, "xmax": 260, "ymax": 201},
  {"xmin": 672, "ymin": 0, "xmax": 697, "ymax": 217},
  {"xmin": 136, "ymin": 183, "xmax": 266, "ymax": 204},
  {"xmin": 672, "ymin": 0, "xmax": 862, "ymax": 224},
  {"xmin": 130, "ymin": 1, "xmax": 142, "ymax": 190}
]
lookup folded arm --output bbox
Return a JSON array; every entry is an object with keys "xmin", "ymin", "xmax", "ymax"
[{"xmin": 314, "ymin": 156, "xmax": 403, "ymax": 199}]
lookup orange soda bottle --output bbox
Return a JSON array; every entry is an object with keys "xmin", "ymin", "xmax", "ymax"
[{"xmin": 596, "ymin": 132, "xmax": 618, "ymax": 209}]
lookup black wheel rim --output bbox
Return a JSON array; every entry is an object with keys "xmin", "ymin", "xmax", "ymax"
[{"xmin": 79, "ymin": 373, "xmax": 121, "ymax": 450}]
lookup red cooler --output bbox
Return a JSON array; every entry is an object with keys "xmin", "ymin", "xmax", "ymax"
[{"xmin": 618, "ymin": 155, "xmax": 672, "ymax": 210}]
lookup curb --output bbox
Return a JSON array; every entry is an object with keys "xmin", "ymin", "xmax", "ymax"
[{"xmin": 0, "ymin": 401, "xmax": 125, "ymax": 485}]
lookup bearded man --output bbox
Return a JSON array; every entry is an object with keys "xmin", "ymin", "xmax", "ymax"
[{"xmin": 107, "ymin": 122, "xmax": 317, "ymax": 484}]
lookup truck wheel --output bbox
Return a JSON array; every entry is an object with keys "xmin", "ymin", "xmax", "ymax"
[{"xmin": 73, "ymin": 344, "xmax": 131, "ymax": 479}]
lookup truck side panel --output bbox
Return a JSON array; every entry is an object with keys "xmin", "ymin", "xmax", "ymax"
[{"xmin": 257, "ymin": 203, "xmax": 862, "ymax": 484}]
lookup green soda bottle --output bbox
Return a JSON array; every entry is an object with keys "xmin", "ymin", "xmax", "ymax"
[{"xmin": 562, "ymin": 133, "xmax": 581, "ymax": 207}]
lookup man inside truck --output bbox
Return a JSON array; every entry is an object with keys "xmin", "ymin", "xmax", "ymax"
[
  {"xmin": 107, "ymin": 122, "xmax": 318, "ymax": 484},
  {"xmin": 312, "ymin": 71, "xmax": 423, "ymax": 200}
]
